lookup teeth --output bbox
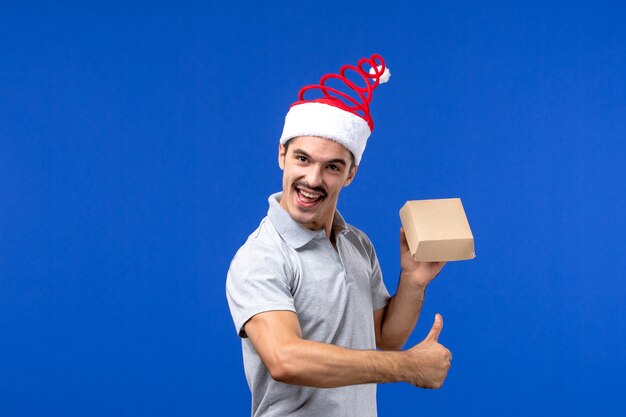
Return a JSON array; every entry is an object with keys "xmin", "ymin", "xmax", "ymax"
[{"xmin": 300, "ymin": 189, "xmax": 320, "ymax": 199}]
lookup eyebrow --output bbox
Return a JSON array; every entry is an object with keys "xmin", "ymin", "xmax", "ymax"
[{"xmin": 292, "ymin": 148, "xmax": 348, "ymax": 166}]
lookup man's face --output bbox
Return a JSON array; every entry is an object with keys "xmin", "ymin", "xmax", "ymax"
[{"xmin": 278, "ymin": 136, "xmax": 358, "ymax": 232}]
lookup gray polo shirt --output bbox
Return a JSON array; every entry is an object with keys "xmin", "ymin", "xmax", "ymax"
[{"xmin": 226, "ymin": 192, "xmax": 390, "ymax": 417}]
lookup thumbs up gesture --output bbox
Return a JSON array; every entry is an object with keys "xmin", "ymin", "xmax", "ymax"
[{"xmin": 403, "ymin": 314, "xmax": 452, "ymax": 389}]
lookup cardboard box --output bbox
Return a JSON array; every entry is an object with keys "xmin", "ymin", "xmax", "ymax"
[{"xmin": 400, "ymin": 198, "xmax": 475, "ymax": 262}]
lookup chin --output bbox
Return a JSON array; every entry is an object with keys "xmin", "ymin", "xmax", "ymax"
[{"xmin": 289, "ymin": 207, "xmax": 318, "ymax": 226}]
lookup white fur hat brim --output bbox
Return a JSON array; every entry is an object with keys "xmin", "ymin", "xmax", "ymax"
[{"xmin": 279, "ymin": 102, "xmax": 371, "ymax": 165}]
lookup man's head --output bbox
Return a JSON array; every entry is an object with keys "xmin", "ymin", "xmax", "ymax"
[
  {"xmin": 276, "ymin": 54, "xmax": 390, "ymax": 233},
  {"xmin": 278, "ymin": 136, "xmax": 358, "ymax": 233}
]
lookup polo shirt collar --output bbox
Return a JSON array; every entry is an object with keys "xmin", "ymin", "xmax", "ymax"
[{"xmin": 267, "ymin": 192, "xmax": 348, "ymax": 249}]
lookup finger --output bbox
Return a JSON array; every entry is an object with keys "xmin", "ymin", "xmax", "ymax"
[
  {"xmin": 425, "ymin": 313, "xmax": 443, "ymax": 342},
  {"xmin": 400, "ymin": 227, "xmax": 410, "ymax": 252}
]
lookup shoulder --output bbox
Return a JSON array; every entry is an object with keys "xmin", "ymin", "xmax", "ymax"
[
  {"xmin": 343, "ymin": 223, "xmax": 377, "ymax": 258},
  {"xmin": 229, "ymin": 216, "xmax": 295, "ymax": 276},
  {"xmin": 345, "ymin": 223, "xmax": 375, "ymax": 247}
]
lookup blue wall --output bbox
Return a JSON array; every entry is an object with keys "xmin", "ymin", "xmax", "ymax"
[{"xmin": 1, "ymin": 1, "xmax": 625, "ymax": 416}]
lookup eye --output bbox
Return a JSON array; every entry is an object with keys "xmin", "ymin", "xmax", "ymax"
[
  {"xmin": 328, "ymin": 164, "xmax": 340, "ymax": 172},
  {"xmin": 296, "ymin": 155, "xmax": 308, "ymax": 163}
]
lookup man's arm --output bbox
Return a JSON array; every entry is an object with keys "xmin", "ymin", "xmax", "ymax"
[
  {"xmin": 244, "ymin": 310, "xmax": 451, "ymax": 389},
  {"xmin": 374, "ymin": 228, "xmax": 446, "ymax": 351}
]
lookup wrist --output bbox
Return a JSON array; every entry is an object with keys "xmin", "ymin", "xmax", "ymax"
[
  {"xmin": 367, "ymin": 350, "xmax": 408, "ymax": 384},
  {"xmin": 399, "ymin": 271, "xmax": 427, "ymax": 292},
  {"xmin": 394, "ymin": 350, "xmax": 414, "ymax": 383}
]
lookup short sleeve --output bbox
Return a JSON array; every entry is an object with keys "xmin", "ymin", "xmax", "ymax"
[{"xmin": 226, "ymin": 240, "xmax": 296, "ymax": 338}]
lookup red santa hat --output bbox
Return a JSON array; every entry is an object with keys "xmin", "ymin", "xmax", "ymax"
[{"xmin": 279, "ymin": 54, "xmax": 390, "ymax": 165}]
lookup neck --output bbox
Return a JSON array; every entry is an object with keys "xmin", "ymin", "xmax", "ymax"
[{"xmin": 301, "ymin": 215, "xmax": 334, "ymax": 240}]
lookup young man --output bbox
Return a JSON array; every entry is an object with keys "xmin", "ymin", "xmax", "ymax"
[{"xmin": 226, "ymin": 54, "xmax": 452, "ymax": 417}]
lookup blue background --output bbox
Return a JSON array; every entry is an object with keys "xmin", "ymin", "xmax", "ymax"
[{"xmin": 2, "ymin": 1, "xmax": 625, "ymax": 416}]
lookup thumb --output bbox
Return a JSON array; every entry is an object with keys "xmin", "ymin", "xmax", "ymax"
[
  {"xmin": 400, "ymin": 227, "xmax": 410, "ymax": 252},
  {"xmin": 425, "ymin": 313, "xmax": 443, "ymax": 342}
]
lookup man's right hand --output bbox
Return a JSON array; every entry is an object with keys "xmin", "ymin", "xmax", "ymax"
[{"xmin": 403, "ymin": 313, "xmax": 452, "ymax": 388}]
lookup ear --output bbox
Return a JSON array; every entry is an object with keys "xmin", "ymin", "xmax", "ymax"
[
  {"xmin": 343, "ymin": 164, "xmax": 359, "ymax": 187},
  {"xmin": 278, "ymin": 143, "xmax": 286, "ymax": 170}
]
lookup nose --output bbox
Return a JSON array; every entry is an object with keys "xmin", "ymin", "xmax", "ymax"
[{"xmin": 305, "ymin": 164, "xmax": 323, "ymax": 188}]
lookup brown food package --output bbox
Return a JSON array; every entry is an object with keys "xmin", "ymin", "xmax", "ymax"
[{"xmin": 400, "ymin": 198, "xmax": 475, "ymax": 262}]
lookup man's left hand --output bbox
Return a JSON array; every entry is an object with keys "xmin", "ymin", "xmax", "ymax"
[{"xmin": 400, "ymin": 227, "xmax": 446, "ymax": 289}]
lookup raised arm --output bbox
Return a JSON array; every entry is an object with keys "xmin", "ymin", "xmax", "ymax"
[
  {"xmin": 244, "ymin": 310, "xmax": 451, "ymax": 389},
  {"xmin": 375, "ymin": 228, "xmax": 446, "ymax": 351}
]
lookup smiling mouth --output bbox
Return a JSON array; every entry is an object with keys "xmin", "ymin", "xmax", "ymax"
[{"xmin": 294, "ymin": 185, "xmax": 325, "ymax": 208}]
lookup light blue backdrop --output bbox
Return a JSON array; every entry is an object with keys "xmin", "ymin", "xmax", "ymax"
[{"xmin": 1, "ymin": 1, "xmax": 625, "ymax": 416}]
